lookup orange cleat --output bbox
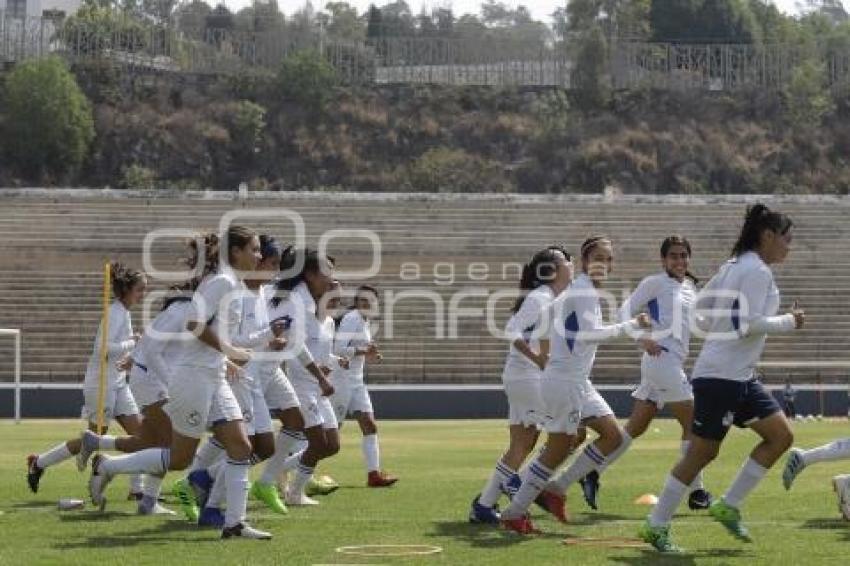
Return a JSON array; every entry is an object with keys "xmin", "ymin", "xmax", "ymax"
[
  {"xmin": 537, "ymin": 489, "xmax": 569, "ymax": 523},
  {"xmin": 501, "ymin": 514, "xmax": 540, "ymax": 535},
  {"xmin": 367, "ymin": 470, "xmax": 399, "ymax": 487}
]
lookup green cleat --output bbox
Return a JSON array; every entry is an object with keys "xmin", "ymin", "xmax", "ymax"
[
  {"xmin": 306, "ymin": 475, "xmax": 339, "ymax": 496},
  {"xmin": 250, "ymin": 481, "xmax": 288, "ymax": 515},
  {"xmin": 709, "ymin": 499, "xmax": 752, "ymax": 542},
  {"xmin": 172, "ymin": 477, "xmax": 199, "ymax": 522},
  {"xmin": 638, "ymin": 519, "xmax": 683, "ymax": 553}
]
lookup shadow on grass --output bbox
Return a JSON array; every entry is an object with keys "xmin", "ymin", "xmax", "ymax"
[
  {"xmin": 8, "ymin": 501, "xmax": 58, "ymax": 511},
  {"xmin": 609, "ymin": 547, "xmax": 750, "ymax": 565},
  {"xmin": 802, "ymin": 517, "xmax": 850, "ymax": 542},
  {"xmin": 427, "ymin": 520, "xmax": 565, "ymax": 549},
  {"xmin": 565, "ymin": 512, "xmax": 633, "ymax": 525},
  {"xmin": 52, "ymin": 521, "xmax": 218, "ymax": 549}
]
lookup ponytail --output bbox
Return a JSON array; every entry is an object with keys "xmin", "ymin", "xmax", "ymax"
[
  {"xmin": 110, "ymin": 262, "xmax": 145, "ymax": 300},
  {"xmin": 512, "ymin": 245, "xmax": 571, "ymax": 313},
  {"xmin": 731, "ymin": 203, "xmax": 793, "ymax": 258},
  {"xmin": 272, "ymin": 247, "xmax": 336, "ymax": 306}
]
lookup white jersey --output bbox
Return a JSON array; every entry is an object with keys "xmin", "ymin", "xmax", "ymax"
[
  {"xmin": 544, "ymin": 274, "xmax": 638, "ymax": 382},
  {"xmin": 267, "ymin": 281, "xmax": 318, "ymax": 379},
  {"xmin": 84, "ymin": 300, "xmax": 135, "ymax": 389},
  {"xmin": 176, "ymin": 271, "xmax": 245, "ymax": 370},
  {"xmin": 333, "ymin": 309, "xmax": 371, "ymax": 382},
  {"xmin": 619, "ymin": 272, "xmax": 696, "ymax": 362},
  {"xmin": 132, "ymin": 300, "xmax": 192, "ymax": 386},
  {"xmin": 692, "ymin": 252, "xmax": 796, "ymax": 382},
  {"xmin": 502, "ymin": 285, "xmax": 556, "ymax": 381}
]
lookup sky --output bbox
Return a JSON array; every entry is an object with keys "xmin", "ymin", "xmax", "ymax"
[{"xmin": 240, "ymin": 0, "xmax": 805, "ymax": 24}]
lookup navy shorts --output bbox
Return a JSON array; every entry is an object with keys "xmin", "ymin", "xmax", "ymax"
[{"xmin": 691, "ymin": 378, "xmax": 781, "ymax": 441}]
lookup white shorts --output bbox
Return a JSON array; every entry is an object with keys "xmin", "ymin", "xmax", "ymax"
[
  {"xmin": 632, "ymin": 352, "xmax": 694, "ymax": 409},
  {"xmin": 330, "ymin": 380, "xmax": 374, "ymax": 423},
  {"xmin": 503, "ymin": 378, "xmax": 546, "ymax": 428},
  {"xmin": 82, "ymin": 383, "xmax": 139, "ymax": 425},
  {"xmin": 541, "ymin": 379, "xmax": 590, "ymax": 435},
  {"xmin": 128, "ymin": 363, "xmax": 169, "ymax": 410},
  {"xmin": 580, "ymin": 385, "xmax": 615, "ymax": 422},
  {"xmin": 257, "ymin": 367, "xmax": 300, "ymax": 414},
  {"xmin": 164, "ymin": 365, "xmax": 242, "ymax": 439},
  {"xmin": 292, "ymin": 379, "xmax": 338, "ymax": 430},
  {"xmin": 231, "ymin": 376, "xmax": 274, "ymax": 436}
]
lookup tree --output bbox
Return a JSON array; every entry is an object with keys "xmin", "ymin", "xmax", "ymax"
[
  {"xmin": 2, "ymin": 57, "xmax": 95, "ymax": 179},
  {"xmin": 572, "ymin": 24, "xmax": 610, "ymax": 109},
  {"xmin": 278, "ymin": 49, "xmax": 338, "ymax": 111},
  {"xmin": 324, "ymin": 2, "xmax": 365, "ymax": 41},
  {"xmin": 366, "ymin": 4, "xmax": 383, "ymax": 40},
  {"xmin": 650, "ymin": 0, "xmax": 761, "ymax": 43},
  {"xmin": 175, "ymin": 0, "xmax": 212, "ymax": 39}
]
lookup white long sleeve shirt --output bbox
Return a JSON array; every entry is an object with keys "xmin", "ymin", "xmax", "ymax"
[
  {"xmin": 619, "ymin": 272, "xmax": 696, "ymax": 362},
  {"xmin": 132, "ymin": 300, "xmax": 192, "ymax": 386},
  {"xmin": 692, "ymin": 252, "xmax": 796, "ymax": 382},
  {"xmin": 84, "ymin": 300, "xmax": 135, "ymax": 389},
  {"xmin": 267, "ymin": 282, "xmax": 319, "ymax": 379},
  {"xmin": 502, "ymin": 285, "xmax": 556, "ymax": 380},
  {"xmin": 333, "ymin": 309, "xmax": 371, "ymax": 382},
  {"xmin": 544, "ymin": 274, "xmax": 639, "ymax": 382}
]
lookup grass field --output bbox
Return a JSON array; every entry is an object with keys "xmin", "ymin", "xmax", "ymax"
[{"xmin": 1, "ymin": 419, "xmax": 848, "ymax": 565}]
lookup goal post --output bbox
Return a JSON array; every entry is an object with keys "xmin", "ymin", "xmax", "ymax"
[{"xmin": 0, "ymin": 328, "xmax": 22, "ymax": 423}]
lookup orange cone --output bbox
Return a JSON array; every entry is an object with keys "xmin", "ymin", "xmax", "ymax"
[{"xmin": 634, "ymin": 493, "xmax": 659, "ymax": 505}]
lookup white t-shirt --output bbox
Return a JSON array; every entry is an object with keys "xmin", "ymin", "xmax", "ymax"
[
  {"xmin": 619, "ymin": 272, "xmax": 696, "ymax": 362},
  {"xmin": 692, "ymin": 252, "xmax": 796, "ymax": 382},
  {"xmin": 132, "ymin": 300, "xmax": 191, "ymax": 386},
  {"xmin": 502, "ymin": 285, "xmax": 556, "ymax": 380},
  {"xmin": 289, "ymin": 313, "xmax": 337, "ymax": 385},
  {"xmin": 544, "ymin": 274, "xmax": 639, "ymax": 382},
  {"xmin": 333, "ymin": 309, "xmax": 371, "ymax": 382},
  {"xmin": 176, "ymin": 271, "xmax": 245, "ymax": 370},
  {"xmin": 85, "ymin": 300, "xmax": 135, "ymax": 389},
  {"xmin": 266, "ymin": 281, "xmax": 318, "ymax": 376}
]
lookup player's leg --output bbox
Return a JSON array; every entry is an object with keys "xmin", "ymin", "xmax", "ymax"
[
  {"xmin": 784, "ymin": 437, "xmax": 850, "ymax": 490},
  {"xmin": 667, "ymin": 400, "xmax": 712, "ymax": 509}
]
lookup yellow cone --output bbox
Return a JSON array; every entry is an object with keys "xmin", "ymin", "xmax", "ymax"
[{"xmin": 634, "ymin": 493, "xmax": 658, "ymax": 505}]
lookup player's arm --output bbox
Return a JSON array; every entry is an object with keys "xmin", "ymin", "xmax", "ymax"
[
  {"xmin": 505, "ymin": 293, "xmax": 547, "ymax": 367},
  {"xmin": 738, "ymin": 270, "xmax": 801, "ymax": 335}
]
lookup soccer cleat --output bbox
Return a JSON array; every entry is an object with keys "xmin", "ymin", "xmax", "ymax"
[
  {"xmin": 198, "ymin": 506, "xmax": 225, "ymax": 528},
  {"xmin": 687, "ymin": 488, "xmax": 714, "ymax": 510},
  {"xmin": 367, "ymin": 470, "xmax": 398, "ymax": 488},
  {"xmin": 172, "ymin": 477, "xmax": 199, "ymax": 522},
  {"xmin": 782, "ymin": 448, "xmax": 806, "ymax": 490},
  {"xmin": 221, "ymin": 522, "xmax": 272, "ymax": 540},
  {"xmin": 500, "ymin": 513, "xmax": 540, "ymax": 535},
  {"xmin": 137, "ymin": 496, "xmax": 177, "ymax": 516},
  {"xmin": 88, "ymin": 454, "xmax": 114, "ymax": 511},
  {"xmin": 306, "ymin": 476, "xmax": 339, "ymax": 496},
  {"xmin": 501, "ymin": 473, "xmax": 521, "ymax": 499},
  {"xmin": 26, "ymin": 454, "xmax": 44, "ymax": 493},
  {"xmin": 187, "ymin": 469, "xmax": 214, "ymax": 509},
  {"xmin": 468, "ymin": 494, "xmax": 501, "ymax": 525},
  {"xmin": 579, "ymin": 470, "xmax": 600, "ymax": 510},
  {"xmin": 709, "ymin": 499, "xmax": 752, "ymax": 542},
  {"xmin": 285, "ymin": 490, "xmax": 320, "ymax": 506},
  {"xmin": 250, "ymin": 481, "xmax": 289, "ymax": 515},
  {"xmin": 535, "ymin": 489, "xmax": 569, "ymax": 523},
  {"xmin": 76, "ymin": 430, "xmax": 99, "ymax": 472},
  {"xmin": 638, "ymin": 519, "xmax": 683, "ymax": 553},
  {"xmin": 832, "ymin": 474, "xmax": 850, "ymax": 521}
]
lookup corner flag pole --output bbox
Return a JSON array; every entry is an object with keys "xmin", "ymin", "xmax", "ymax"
[{"xmin": 96, "ymin": 262, "xmax": 111, "ymax": 433}]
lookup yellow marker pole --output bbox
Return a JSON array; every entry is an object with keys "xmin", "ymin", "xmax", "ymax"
[{"xmin": 95, "ymin": 262, "xmax": 111, "ymax": 434}]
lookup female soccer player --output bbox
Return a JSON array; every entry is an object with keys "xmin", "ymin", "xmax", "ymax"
[
  {"xmin": 500, "ymin": 237, "xmax": 649, "ymax": 533},
  {"xmin": 331, "ymin": 284, "xmax": 398, "ymax": 488},
  {"xmin": 27, "ymin": 263, "xmax": 147, "ymax": 499},
  {"xmin": 469, "ymin": 246, "xmax": 572, "ymax": 524},
  {"xmin": 640, "ymin": 204, "xmax": 804, "ymax": 553},
  {"xmin": 578, "ymin": 236, "xmax": 713, "ymax": 511},
  {"xmin": 88, "ymin": 225, "xmax": 273, "ymax": 540}
]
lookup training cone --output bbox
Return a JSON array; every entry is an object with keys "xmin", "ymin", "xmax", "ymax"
[{"xmin": 634, "ymin": 493, "xmax": 658, "ymax": 505}]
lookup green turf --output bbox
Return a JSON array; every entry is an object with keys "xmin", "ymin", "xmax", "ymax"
[{"xmin": 1, "ymin": 419, "xmax": 849, "ymax": 565}]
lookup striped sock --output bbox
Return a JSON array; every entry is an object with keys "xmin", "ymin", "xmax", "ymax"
[
  {"xmin": 289, "ymin": 461, "xmax": 315, "ymax": 497},
  {"xmin": 551, "ymin": 444, "xmax": 606, "ymax": 495},
  {"xmin": 223, "ymin": 458, "xmax": 251, "ymax": 528},
  {"xmin": 190, "ymin": 438, "xmax": 224, "ymax": 473},
  {"xmin": 479, "ymin": 459, "xmax": 516, "ymax": 508},
  {"xmin": 502, "ymin": 458, "xmax": 553, "ymax": 520},
  {"xmin": 259, "ymin": 431, "xmax": 305, "ymax": 485}
]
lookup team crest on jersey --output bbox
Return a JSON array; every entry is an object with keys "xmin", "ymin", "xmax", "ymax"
[{"xmin": 186, "ymin": 410, "xmax": 201, "ymax": 427}]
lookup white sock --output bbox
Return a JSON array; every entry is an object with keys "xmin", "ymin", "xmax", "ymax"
[
  {"xmin": 362, "ymin": 434, "xmax": 380, "ymax": 473},
  {"xmin": 143, "ymin": 474, "xmax": 163, "ymax": 499},
  {"xmin": 190, "ymin": 439, "xmax": 224, "ymax": 472},
  {"xmin": 206, "ymin": 461, "xmax": 227, "ymax": 509},
  {"xmin": 597, "ymin": 432, "xmax": 632, "ymax": 473},
  {"xmin": 479, "ymin": 459, "xmax": 516, "ymax": 508},
  {"xmin": 289, "ymin": 460, "xmax": 315, "ymax": 497},
  {"xmin": 36, "ymin": 443, "xmax": 73, "ymax": 469},
  {"xmin": 503, "ymin": 457, "xmax": 553, "ymax": 520},
  {"xmin": 223, "ymin": 459, "xmax": 251, "ymax": 528},
  {"xmin": 723, "ymin": 457, "xmax": 767, "ymax": 509},
  {"xmin": 649, "ymin": 474, "xmax": 689, "ymax": 527},
  {"xmin": 802, "ymin": 439, "xmax": 850, "ymax": 466},
  {"xmin": 130, "ymin": 474, "xmax": 145, "ymax": 494},
  {"xmin": 551, "ymin": 444, "xmax": 607, "ymax": 495},
  {"xmin": 101, "ymin": 448, "xmax": 169, "ymax": 476},
  {"xmin": 279, "ymin": 428, "xmax": 307, "ymax": 455},
  {"xmin": 681, "ymin": 441, "xmax": 705, "ymax": 490},
  {"xmin": 98, "ymin": 435, "xmax": 117, "ymax": 451},
  {"xmin": 259, "ymin": 441, "xmax": 305, "ymax": 485}
]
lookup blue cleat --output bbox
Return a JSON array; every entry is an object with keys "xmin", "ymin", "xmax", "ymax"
[
  {"xmin": 187, "ymin": 469, "xmax": 214, "ymax": 509},
  {"xmin": 469, "ymin": 494, "xmax": 501, "ymax": 525},
  {"xmin": 579, "ymin": 470, "xmax": 600, "ymax": 510},
  {"xmin": 198, "ymin": 506, "xmax": 225, "ymax": 528}
]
